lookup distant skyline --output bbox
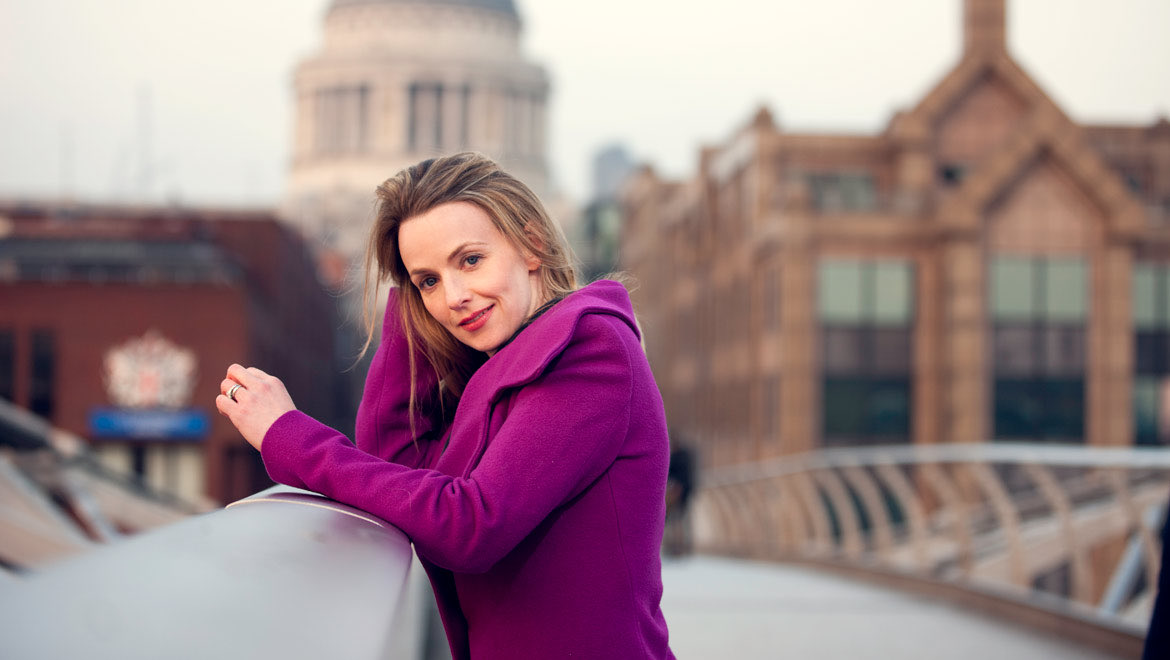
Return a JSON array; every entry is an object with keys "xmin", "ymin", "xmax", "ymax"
[{"xmin": 0, "ymin": 0, "xmax": 1167, "ymax": 207}]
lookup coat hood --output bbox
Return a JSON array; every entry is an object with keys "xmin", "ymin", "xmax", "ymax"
[{"xmin": 471, "ymin": 279, "xmax": 640, "ymax": 395}]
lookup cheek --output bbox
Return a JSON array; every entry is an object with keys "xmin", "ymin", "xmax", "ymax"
[{"xmin": 419, "ymin": 291, "xmax": 448, "ymax": 324}]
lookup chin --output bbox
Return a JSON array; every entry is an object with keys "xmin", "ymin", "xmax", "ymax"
[
  {"xmin": 458, "ymin": 333, "xmax": 503, "ymax": 355},
  {"xmin": 479, "ymin": 339, "xmax": 507, "ymax": 355}
]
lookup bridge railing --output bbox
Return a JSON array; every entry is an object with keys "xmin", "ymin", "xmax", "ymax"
[
  {"xmin": 693, "ymin": 443, "xmax": 1169, "ymax": 657},
  {"xmin": 0, "ymin": 485, "xmax": 430, "ymax": 660},
  {"xmin": 0, "ymin": 397, "xmax": 211, "ymax": 570}
]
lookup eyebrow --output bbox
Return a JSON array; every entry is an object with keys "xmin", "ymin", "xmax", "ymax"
[{"xmin": 408, "ymin": 241, "xmax": 489, "ymax": 277}]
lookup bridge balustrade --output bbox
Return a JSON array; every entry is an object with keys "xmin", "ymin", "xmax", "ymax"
[{"xmin": 692, "ymin": 443, "xmax": 1169, "ymax": 657}]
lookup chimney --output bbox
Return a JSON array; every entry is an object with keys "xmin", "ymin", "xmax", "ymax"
[{"xmin": 964, "ymin": 0, "xmax": 1006, "ymax": 54}]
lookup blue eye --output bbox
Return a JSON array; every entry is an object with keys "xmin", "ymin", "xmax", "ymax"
[
  {"xmin": 418, "ymin": 276, "xmax": 438, "ymax": 290},
  {"xmin": 464, "ymin": 254, "xmax": 481, "ymax": 267}
]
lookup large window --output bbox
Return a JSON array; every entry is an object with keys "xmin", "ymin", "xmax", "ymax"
[
  {"xmin": 991, "ymin": 257, "xmax": 1086, "ymax": 441},
  {"xmin": 807, "ymin": 172, "xmax": 877, "ymax": 212},
  {"xmin": 819, "ymin": 259, "xmax": 914, "ymax": 445},
  {"xmin": 1133, "ymin": 262, "xmax": 1170, "ymax": 445}
]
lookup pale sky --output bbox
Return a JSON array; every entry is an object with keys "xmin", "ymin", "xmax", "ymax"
[{"xmin": 0, "ymin": 0, "xmax": 1167, "ymax": 207}]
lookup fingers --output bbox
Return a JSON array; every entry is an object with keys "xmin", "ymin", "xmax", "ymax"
[
  {"xmin": 220, "ymin": 369, "xmax": 250, "ymax": 420},
  {"xmin": 225, "ymin": 364, "xmax": 277, "ymax": 390},
  {"xmin": 216, "ymin": 363, "xmax": 296, "ymax": 452},
  {"xmin": 215, "ymin": 393, "xmax": 234, "ymax": 417},
  {"xmin": 219, "ymin": 363, "xmax": 290, "ymax": 413},
  {"xmin": 225, "ymin": 363, "xmax": 256, "ymax": 388},
  {"xmin": 220, "ymin": 377, "xmax": 239, "ymax": 396}
]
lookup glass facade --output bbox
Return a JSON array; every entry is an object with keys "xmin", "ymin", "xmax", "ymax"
[
  {"xmin": 991, "ymin": 257, "xmax": 1086, "ymax": 441},
  {"xmin": 1133, "ymin": 262, "xmax": 1170, "ymax": 444},
  {"xmin": 819, "ymin": 259, "xmax": 914, "ymax": 445}
]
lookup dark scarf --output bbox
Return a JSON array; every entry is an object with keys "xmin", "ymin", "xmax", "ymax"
[{"xmin": 494, "ymin": 296, "xmax": 563, "ymax": 353}]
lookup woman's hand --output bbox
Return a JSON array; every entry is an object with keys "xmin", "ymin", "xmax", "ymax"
[{"xmin": 216, "ymin": 364, "xmax": 297, "ymax": 452}]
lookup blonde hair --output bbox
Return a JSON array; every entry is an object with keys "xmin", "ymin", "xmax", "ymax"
[{"xmin": 363, "ymin": 152, "xmax": 579, "ymax": 426}]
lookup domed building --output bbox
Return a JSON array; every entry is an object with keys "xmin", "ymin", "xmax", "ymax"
[{"xmin": 283, "ymin": 0, "xmax": 551, "ymax": 262}]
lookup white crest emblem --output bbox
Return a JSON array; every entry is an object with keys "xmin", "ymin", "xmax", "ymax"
[{"xmin": 103, "ymin": 330, "xmax": 198, "ymax": 409}]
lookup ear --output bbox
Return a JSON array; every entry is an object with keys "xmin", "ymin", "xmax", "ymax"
[{"xmin": 522, "ymin": 230, "xmax": 544, "ymax": 272}]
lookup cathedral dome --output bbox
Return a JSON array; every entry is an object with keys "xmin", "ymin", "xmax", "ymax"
[
  {"xmin": 329, "ymin": 0, "xmax": 518, "ymax": 17},
  {"xmin": 287, "ymin": 0, "xmax": 549, "ymax": 262}
]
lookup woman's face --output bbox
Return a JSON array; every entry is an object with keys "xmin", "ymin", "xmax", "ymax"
[{"xmin": 399, "ymin": 201, "xmax": 544, "ymax": 355}]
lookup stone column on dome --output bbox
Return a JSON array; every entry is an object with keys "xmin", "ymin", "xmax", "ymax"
[
  {"xmin": 312, "ymin": 87, "xmax": 327, "ymax": 155},
  {"xmin": 441, "ymin": 78, "xmax": 463, "ymax": 152},
  {"xmin": 481, "ymin": 85, "xmax": 500, "ymax": 156},
  {"xmin": 506, "ymin": 88, "xmax": 520, "ymax": 160},
  {"xmin": 403, "ymin": 78, "xmax": 415, "ymax": 153},
  {"xmin": 341, "ymin": 85, "xmax": 357, "ymax": 153},
  {"xmin": 350, "ymin": 83, "xmax": 364, "ymax": 153},
  {"xmin": 458, "ymin": 82, "xmax": 472, "ymax": 150},
  {"xmin": 359, "ymin": 83, "xmax": 372, "ymax": 153},
  {"xmin": 494, "ymin": 85, "xmax": 508, "ymax": 156},
  {"xmin": 293, "ymin": 89, "xmax": 313, "ymax": 163},
  {"xmin": 409, "ymin": 80, "xmax": 439, "ymax": 154},
  {"xmin": 465, "ymin": 82, "xmax": 481, "ymax": 149},
  {"xmin": 368, "ymin": 80, "xmax": 384, "ymax": 155},
  {"xmin": 532, "ymin": 93, "xmax": 546, "ymax": 163},
  {"xmin": 380, "ymin": 74, "xmax": 404, "ymax": 155},
  {"xmin": 520, "ymin": 90, "xmax": 534, "ymax": 159},
  {"xmin": 511, "ymin": 89, "xmax": 525, "ymax": 159},
  {"xmin": 434, "ymin": 82, "xmax": 447, "ymax": 154},
  {"xmin": 488, "ymin": 83, "xmax": 499, "ymax": 152},
  {"xmin": 518, "ymin": 89, "xmax": 530, "ymax": 159}
]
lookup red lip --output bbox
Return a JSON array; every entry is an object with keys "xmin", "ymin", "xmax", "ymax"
[{"xmin": 459, "ymin": 305, "xmax": 493, "ymax": 332}]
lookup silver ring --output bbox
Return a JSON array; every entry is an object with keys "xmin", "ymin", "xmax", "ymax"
[{"xmin": 227, "ymin": 384, "xmax": 243, "ymax": 402}]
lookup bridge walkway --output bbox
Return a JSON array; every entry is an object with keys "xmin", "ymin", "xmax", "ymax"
[{"xmin": 660, "ymin": 555, "xmax": 1125, "ymax": 659}]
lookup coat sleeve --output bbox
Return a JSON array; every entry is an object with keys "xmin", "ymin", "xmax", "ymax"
[
  {"xmin": 352, "ymin": 287, "xmax": 445, "ymax": 469},
  {"xmin": 260, "ymin": 314, "xmax": 636, "ymax": 573}
]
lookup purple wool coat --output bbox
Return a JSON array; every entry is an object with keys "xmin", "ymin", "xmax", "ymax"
[{"xmin": 260, "ymin": 280, "xmax": 675, "ymax": 659}]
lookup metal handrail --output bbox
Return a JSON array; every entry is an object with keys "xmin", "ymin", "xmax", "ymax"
[
  {"xmin": 704, "ymin": 442, "xmax": 1170, "ymax": 487},
  {"xmin": 0, "ymin": 397, "xmax": 207, "ymax": 514},
  {"xmin": 692, "ymin": 442, "xmax": 1169, "ymax": 658},
  {"xmin": 0, "ymin": 486, "xmax": 424, "ymax": 660}
]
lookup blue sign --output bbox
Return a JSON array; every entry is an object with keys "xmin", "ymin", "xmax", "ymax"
[{"xmin": 89, "ymin": 408, "xmax": 209, "ymax": 440}]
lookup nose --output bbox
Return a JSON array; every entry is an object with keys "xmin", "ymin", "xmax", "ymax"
[{"xmin": 446, "ymin": 275, "xmax": 471, "ymax": 310}]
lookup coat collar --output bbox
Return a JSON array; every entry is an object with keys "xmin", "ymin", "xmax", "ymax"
[
  {"xmin": 433, "ymin": 280, "xmax": 638, "ymax": 477},
  {"xmin": 464, "ymin": 279, "xmax": 639, "ymax": 400}
]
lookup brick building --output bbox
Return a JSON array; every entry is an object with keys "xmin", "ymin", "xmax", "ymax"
[
  {"xmin": 621, "ymin": 0, "xmax": 1170, "ymax": 470},
  {"xmin": 0, "ymin": 203, "xmax": 351, "ymax": 504}
]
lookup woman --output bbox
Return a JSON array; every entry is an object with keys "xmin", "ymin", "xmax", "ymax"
[{"xmin": 216, "ymin": 152, "xmax": 675, "ymax": 659}]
